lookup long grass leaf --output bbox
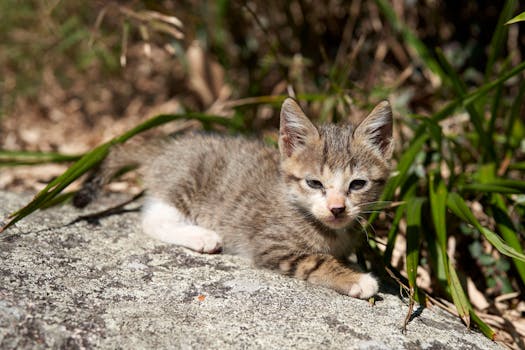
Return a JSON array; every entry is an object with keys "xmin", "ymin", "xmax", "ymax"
[
  {"xmin": 429, "ymin": 174, "xmax": 448, "ymax": 250},
  {"xmin": 462, "ymin": 60, "xmax": 525, "ymax": 109},
  {"xmin": 448, "ymin": 259, "xmax": 471, "ymax": 328},
  {"xmin": 375, "ymin": 60, "xmax": 525, "ymax": 219},
  {"xmin": 405, "ymin": 197, "xmax": 425, "ymax": 303},
  {"xmin": 384, "ymin": 133, "xmax": 429, "ymax": 200},
  {"xmin": 114, "ymin": 113, "xmax": 243, "ymax": 143},
  {"xmin": 504, "ymin": 78, "xmax": 525, "ymax": 153},
  {"xmin": 508, "ymin": 162, "xmax": 525, "ymax": 171},
  {"xmin": 469, "ymin": 308, "xmax": 496, "ymax": 340},
  {"xmin": 0, "ymin": 112, "xmax": 241, "ymax": 233},
  {"xmin": 39, "ymin": 192, "xmax": 77, "ymax": 209},
  {"xmin": 487, "ymin": 79, "xmax": 503, "ymax": 140},
  {"xmin": 426, "ymin": 59, "xmax": 525, "ymax": 126},
  {"xmin": 486, "ymin": 179, "xmax": 525, "ymax": 189},
  {"xmin": 492, "ymin": 194, "xmax": 525, "ymax": 285},
  {"xmin": 462, "ymin": 183, "xmax": 524, "ymax": 194},
  {"xmin": 486, "ymin": 0, "xmax": 518, "ymax": 80},
  {"xmin": 425, "ymin": 231, "xmax": 447, "ymax": 286},
  {"xmin": 447, "ymin": 193, "xmax": 525, "ymax": 262},
  {"xmin": 2, "ymin": 143, "xmax": 112, "ymax": 231},
  {"xmin": 0, "ymin": 150, "xmax": 82, "ymax": 166},
  {"xmin": 505, "ymin": 11, "xmax": 525, "ymax": 24},
  {"xmin": 368, "ymin": 133, "xmax": 428, "ymax": 226},
  {"xmin": 428, "ymin": 175, "xmax": 471, "ymax": 326}
]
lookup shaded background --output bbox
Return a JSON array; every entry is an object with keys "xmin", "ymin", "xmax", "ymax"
[{"xmin": 2, "ymin": 1, "xmax": 523, "ymax": 160}]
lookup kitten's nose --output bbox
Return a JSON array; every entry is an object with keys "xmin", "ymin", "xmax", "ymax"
[{"xmin": 330, "ymin": 206, "xmax": 346, "ymax": 217}]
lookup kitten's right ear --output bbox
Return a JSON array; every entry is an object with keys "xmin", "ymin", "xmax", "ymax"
[
  {"xmin": 279, "ymin": 98, "xmax": 319, "ymax": 158},
  {"xmin": 353, "ymin": 100, "xmax": 393, "ymax": 158}
]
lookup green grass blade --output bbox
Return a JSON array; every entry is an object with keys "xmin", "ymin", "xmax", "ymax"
[
  {"xmin": 485, "ymin": 0, "xmax": 517, "ymax": 80},
  {"xmin": 0, "ymin": 111, "xmax": 243, "ymax": 233},
  {"xmin": 447, "ymin": 259, "xmax": 471, "ymax": 328},
  {"xmin": 425, "ymin": 230, "xmax": 447, "ymax": 287},
  {"xmin": 509, "ymin": 162, "xmax": 525, "ymax": 171},
  {"xmin": 492, "ymin": 194, "xmax": 525, "ymax": 285},
  {"xmin": 461, "ymin": 183, "xmax": 524, "ymax": 194},
  {"xmin": 428, "ymin": 175, "xmax": 472, "ymax": 327},
  {"xmin": 430, "ymin": 100, "xmax": 460, "ymax": 123},
  {"xmin": 505, "ymin": 10, "xmax": 525, "ymax": 24},
  {"xmin": 374, "ymin": 59, "xmax": 525, "ymax": 220},
  {"xmin": 484, "ymin": 178, "xmax": 525, "ymax": 190},
  {"xmin": 469, "ymin": 307, "xmax": 496, "ymax": 340},
  {"xmin": 479, "ymin": 226, "xmax": 525, "ymax": 262},
  {"xmin": 462, "ymin": 60, "xmax": 525, "ymax": 109},
  {"xmin": 405, "ymin": 197, "xmax": 425, "ymax": 303},
  {"xmin": 39, "ymin": 192, "xmax": 76, "ymax": 209},
  {"xmin": 1, "ymin": 143, "xmax": 113, "ymax": 231},
  {"xmin": 0, "ymin": 150, "xmax": 82, "ymax": 166},
  {"xmin": 487, "ymin": 79, "xmax": 503, "ymax": 140},
  {"xmin": 504, "ymin": 78, "xmax": 525, "ymax": 153},
  {"xmin": 114, "ymin": 113, "xmax": 244, "ymax": 143},
  {"xmin": 412, "ymin": 115, "xmax": 443, "ymax": 153},
  {"xmin": 429, "ymin": 174, "xmax": 448, "ymax": 250},
  {"xmin": 426, "ymin": 59, "xmax": 525, "ymax": 126},
  {"xmin": 447, "ymin": 192, "xmax": 525, "ymax": 262},
  {"xmin": 206, "ymin": 93, "xmax": 330, "ymax": 110},
  {"xmin": 368, "ymin": 132, "xmax": 428, "ymax": 226},
  {"xmin": 383, "ymin": 133, "xmax": 429, "ymax": 200}
]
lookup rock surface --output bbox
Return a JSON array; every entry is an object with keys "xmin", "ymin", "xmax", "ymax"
[{"xmin": 0, "ymin": 191, "xmax": 501, "ymax": 349}]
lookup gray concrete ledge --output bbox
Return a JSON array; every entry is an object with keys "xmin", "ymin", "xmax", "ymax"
[{"xmin": 0, "ymin": 191, "xmax": 500, "ymax": 349}]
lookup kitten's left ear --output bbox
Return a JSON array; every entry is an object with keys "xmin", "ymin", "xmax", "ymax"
[{"xmin": 353, "ymin": 100, "xmax": 393, "ymax": 158}]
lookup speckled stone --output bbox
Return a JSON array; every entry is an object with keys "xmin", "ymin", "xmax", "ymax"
[{"xmin": 0, "ymin": 191, "xmax": 502, "ymax": 349}]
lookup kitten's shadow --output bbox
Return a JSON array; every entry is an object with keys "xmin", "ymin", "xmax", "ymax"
[
  {"xmin": 67, "ymin": 191, "xmax": 144, "ymax": 226},
  {"xmin": 0, "ymin": 193, "xmax": 143, "ymax": 242}
]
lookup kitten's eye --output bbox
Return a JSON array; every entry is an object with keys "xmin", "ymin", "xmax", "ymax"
[
  {"xmin": 349, "ymin": 179, "xmax": 367, "ymax": 192},
  {"xmin": 306, "ymin": 179, "xmax": 324, "ymax": 190}
]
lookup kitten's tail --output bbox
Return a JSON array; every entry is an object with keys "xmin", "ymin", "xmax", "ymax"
[{"xmin": 72, "ymin": 140, "xmax": 160, "ymax": 208}]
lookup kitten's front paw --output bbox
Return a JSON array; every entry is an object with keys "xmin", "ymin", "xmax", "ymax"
[
  {"xmin": 348, "ymin": 273, "xmax": 378, "ymax": 299},
  {"xmin": 193, "ymin": 229, "xmax": 223, "ymax": 254}
]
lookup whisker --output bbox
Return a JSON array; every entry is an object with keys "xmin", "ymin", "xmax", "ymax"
[
  {"xmin": 358, "ymin": 200, "xmax": 404, "ymax": 212},
  {"xmin": 355, "ymin": 215, "xmax": 375, "ymax": 242},
  {"xmin": 361, "ymin": 200, "xmax": 389, "ymax": 203},
  {"xmin": 359, "ymin": 200, "xmax": 392, "ymax": 205}
]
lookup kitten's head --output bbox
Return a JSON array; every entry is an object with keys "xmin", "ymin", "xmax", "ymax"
[{"xmin": 278, "ymin": 98, "xmax": 393, "ymax": 230}]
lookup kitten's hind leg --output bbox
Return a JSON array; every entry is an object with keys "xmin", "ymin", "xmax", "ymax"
[{"xmin": 141, "ymin": 197, "xmax": 223, "ymax": 254}]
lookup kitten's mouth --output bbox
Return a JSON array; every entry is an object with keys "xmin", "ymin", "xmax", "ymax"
[{"xmin": 323, "ymin": 215, "xmax": 351, "ymax": 229}]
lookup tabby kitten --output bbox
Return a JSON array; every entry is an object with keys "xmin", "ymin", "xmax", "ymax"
[{"xmin": 76, "ymin": 98, "xmax": 393, "ymax": 299}]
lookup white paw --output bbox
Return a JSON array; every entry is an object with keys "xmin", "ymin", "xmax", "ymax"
[
  {"xmin": 141, "ymin": 198, "xmax": 223, "ymax": 254},
  {"xmin": 348, "ymin": 273, "xmax": 379, "ymax": 299},
  {"xmin": 190, "ymin": 229, "xmax": 223, "ymax": 254}
]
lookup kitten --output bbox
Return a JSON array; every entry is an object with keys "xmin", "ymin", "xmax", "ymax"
[{"xmin": 75, "ymin": 98, "xmax": 393, "ymax": 299}]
